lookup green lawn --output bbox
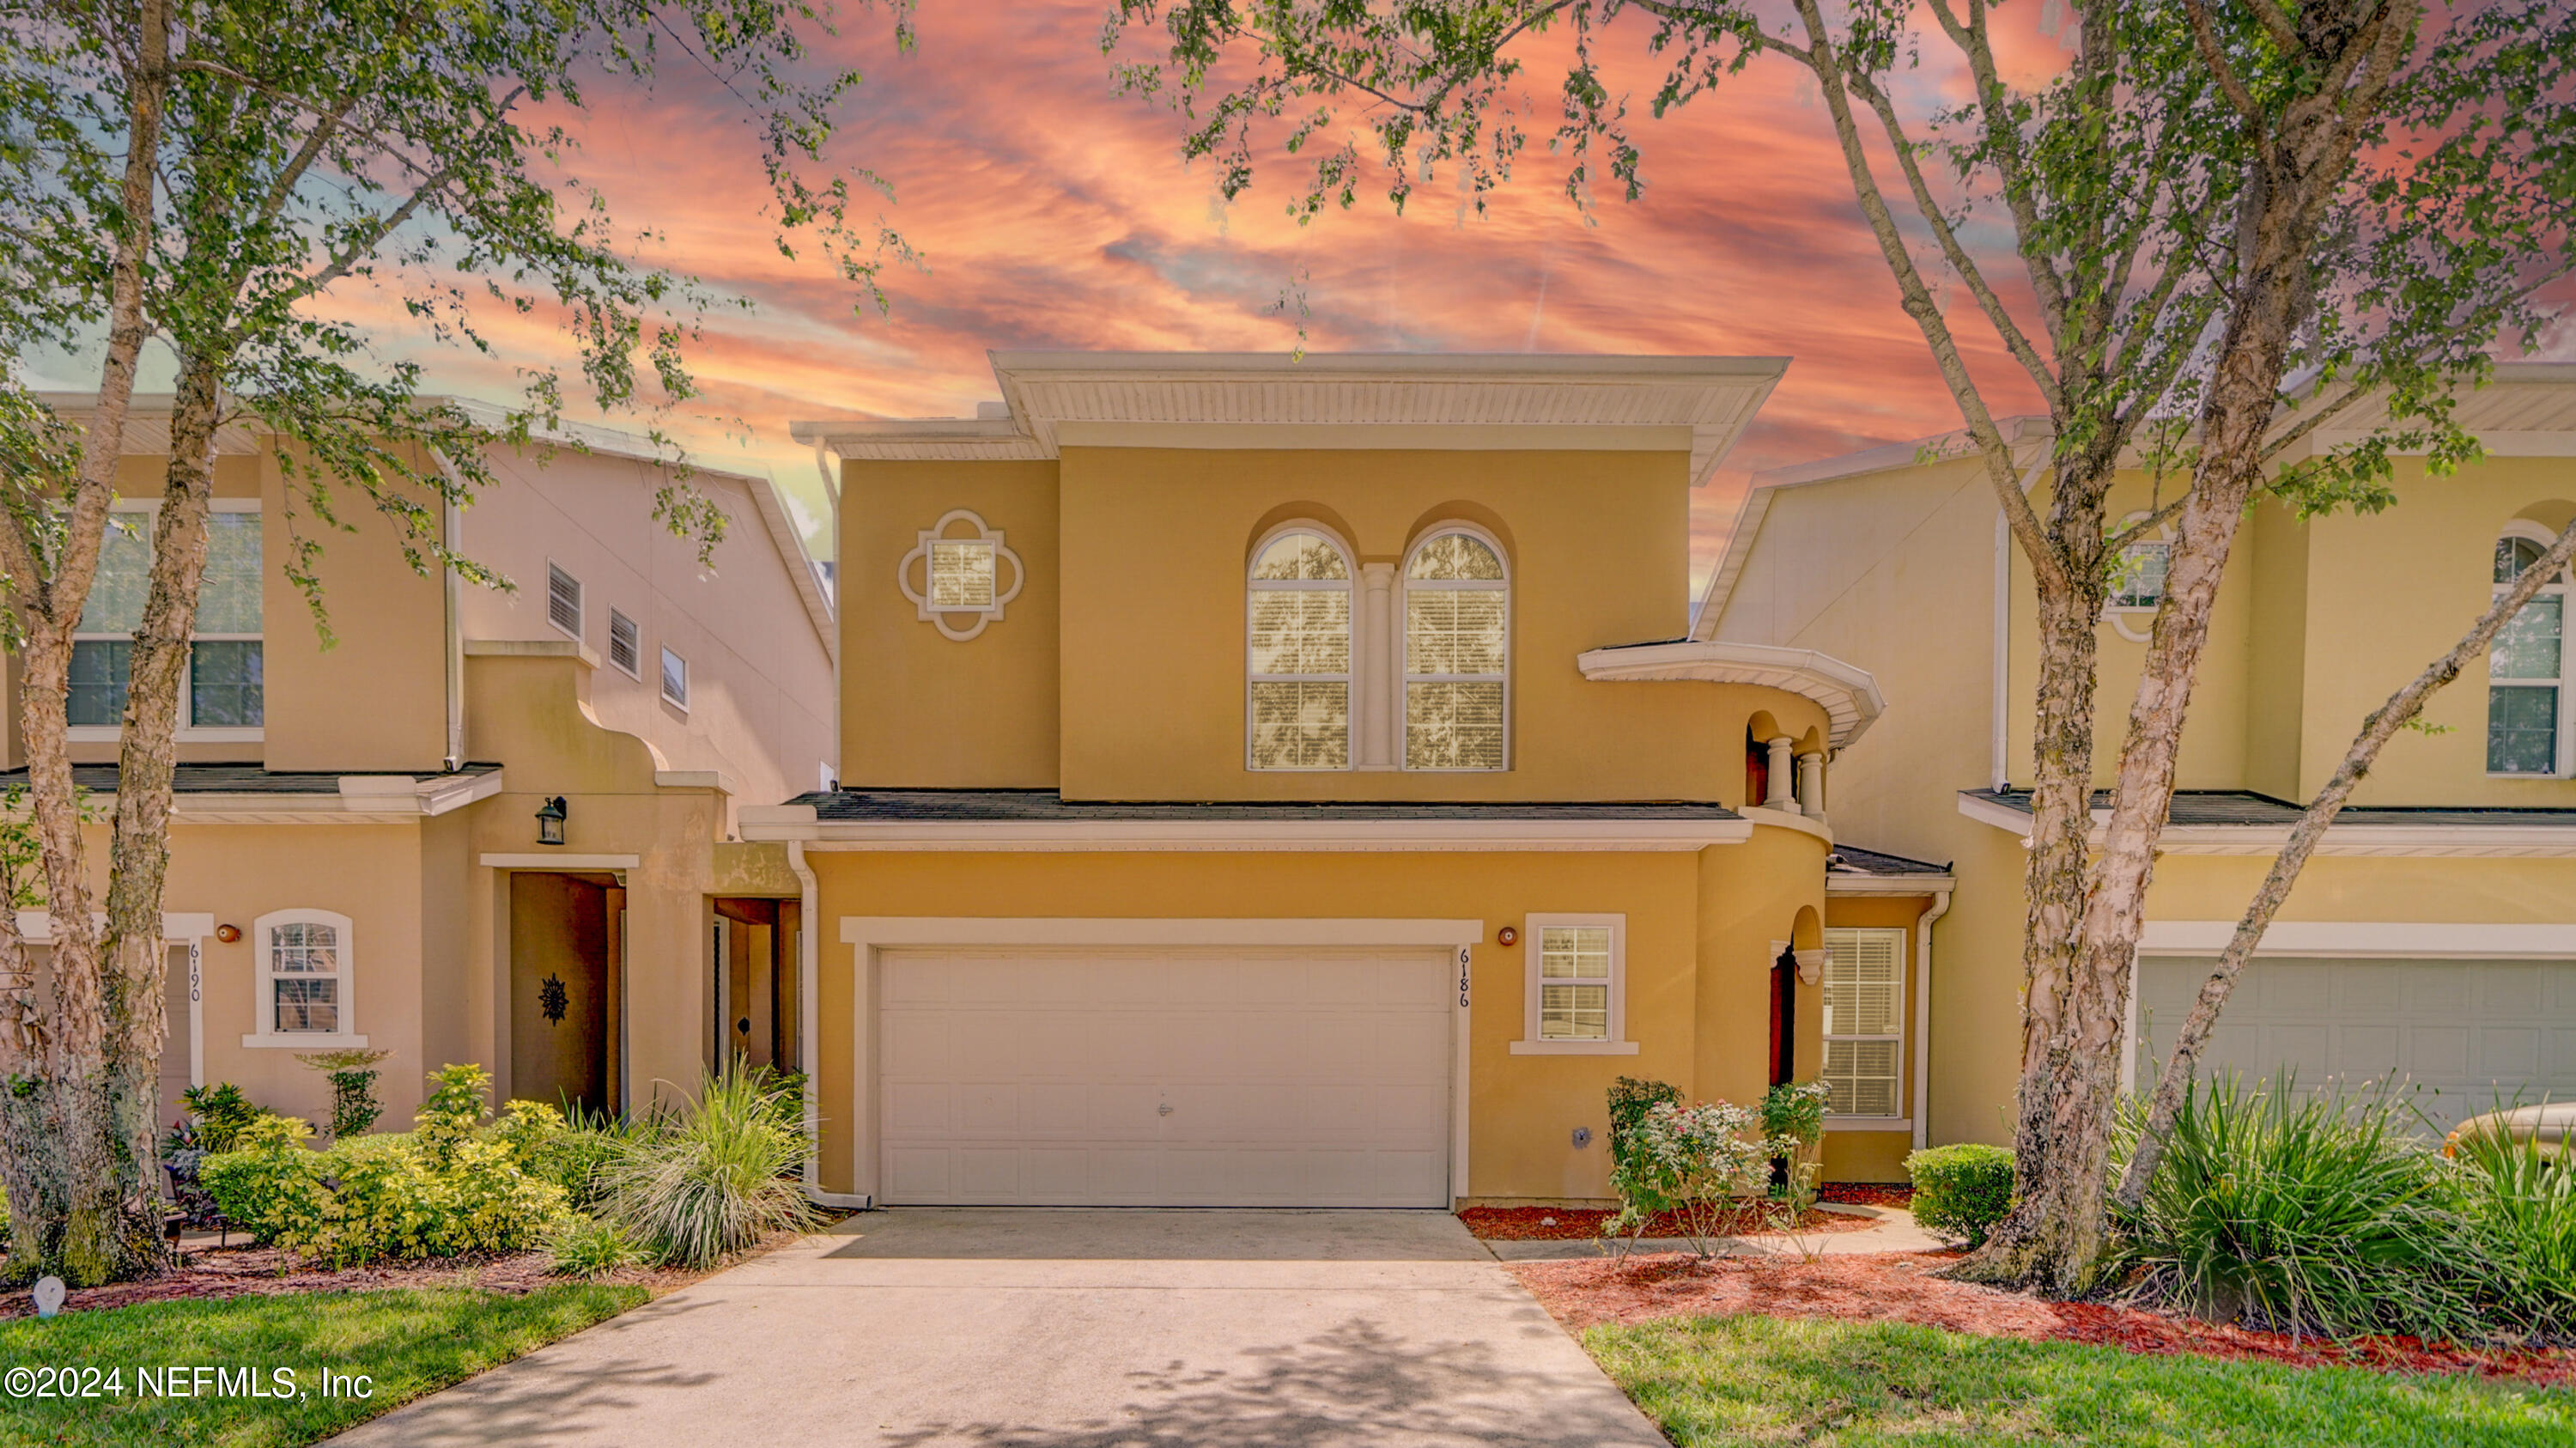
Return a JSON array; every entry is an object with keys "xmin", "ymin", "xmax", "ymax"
[
  {"xmin": 0, "ymin": 1284, "xmax": 647, "ymax": 1447},
  {"xmin": 1586, "ymin": 1315, "xmax": 2576, "ymax": 1448}
]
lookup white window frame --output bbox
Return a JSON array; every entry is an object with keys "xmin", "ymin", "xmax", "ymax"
[
  {"xmin": 545, "ymin": 560, "xmax": 586, "ymax": 643},
  {"xmin": 1509, "ymin": 913, "xmax": 1637, "ymax": 1056},
  {"xmin": 606, "ymin": 607, "xmax": 642, "ymax": 678},
  {"xmin": 242, "ymin": 907, "xmax": 366, "ymax": 1048},
  {"xmin": 1820, "ymin": 926, "xmax": 1907, "ymax": 1124},
  {"xmin": 1245, "ymin": 521, "xmax": 1358, "ymax": 772},
  {"xmin": 70, "ymin": 499, "xmax": 264, "ymax": 745},
  {"xmin": 1400, "ymin": 524, "xmax": 1512, "ymax": 772},
  {"xmin": 660, "ymin": 645, "xmax": 690, "ymax": 711},
  {"xmin": 2488, "ymin": 522, "xmax": 2572, "ymax": 777},
  {"xmin": 2104, "ymin": 511, "xmax": 2172, "ymax": 644}
]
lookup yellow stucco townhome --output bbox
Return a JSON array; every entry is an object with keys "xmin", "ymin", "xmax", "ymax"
[
  {"xmin": 1699, "ymin": 362, "xmax": 2576, "ymax": 1170},
  {"xmin": 10, "ymin": 399, "xmax": 836, "ymax": 1136},
  {"xmin": 750, "ymin": 350, "xmax": 1907, "ymax": 1209}
]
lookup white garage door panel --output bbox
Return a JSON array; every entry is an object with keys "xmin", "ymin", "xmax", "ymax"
[
  {"xmin": 2136, "ymin": 956, "xmax": 2576, "ymax": 1135},
  {"xmin": 879, "ymin": 946, "xmax": 1452, "ymax": 1207}
]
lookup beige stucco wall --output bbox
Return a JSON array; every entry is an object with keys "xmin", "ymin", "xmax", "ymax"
[{"xmin": 805, "ymin": 823, "xmax": 1828, "ymax": 1204}]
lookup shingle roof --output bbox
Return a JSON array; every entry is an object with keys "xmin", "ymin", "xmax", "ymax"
[
  {"xmin": 1962, "ymin": 787, "xmax": 2576, "ymax": 830},
  {"xmin": 1826, "ymin": 843, "xmax": 1953, "ymax": 876},
  {"xmin": 0, "ymin": 763, "xmax": 501, "ymax": 794},
  {"xmin": 788, "ymin": 788, "xmax": 1744, "ymax": 824}
]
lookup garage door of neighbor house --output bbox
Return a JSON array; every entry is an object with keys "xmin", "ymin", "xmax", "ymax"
[
  {"xmin": 2134, "ymin": 956, "xmax": 2576, "ymax": 1135},
  {"xmin": 878, "ymin": 946, "xmax": 1454, "ymax": 1207}
]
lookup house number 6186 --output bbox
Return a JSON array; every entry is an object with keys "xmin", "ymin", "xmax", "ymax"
[{"xmin": 1455, "ymin": 946, "xmax": 1472, "ymax": 1007}]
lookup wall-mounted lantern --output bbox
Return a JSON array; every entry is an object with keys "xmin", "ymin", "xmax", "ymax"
[
  {"xmin": 214, "ymin": 923, "xmax": 241, "ymax": 945},
  {"xmin": 535, "ymin": 795, "xmax": 568, "ymax": 847}
]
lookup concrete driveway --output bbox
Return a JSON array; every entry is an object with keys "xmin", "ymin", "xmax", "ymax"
[{"xmin": 329, "ymin": 1209, "xmax": 1668, "ymax": 1447}]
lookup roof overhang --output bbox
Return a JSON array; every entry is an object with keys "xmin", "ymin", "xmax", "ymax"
[
  {"xmin": 739, "ymin": 804, "xmax": 1753, "ymax": 852},
  {"xmin": 1577, "ymin": 640, "xmax": 1886, "ymax": 751},
  {"xmin": 76, "ymin": 770, "xmax": 511, "ymax": 825},
  {"xmin": 1958, "ymin": 790, "xmax": 2576, "ymax": 859},
  {"xmin": 793, "ymin": 351, "xmax": 1790, "ymax": 488}
]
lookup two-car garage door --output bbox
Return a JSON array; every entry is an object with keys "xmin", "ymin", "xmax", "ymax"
[
  {"xmin": 2134, "ymin": 956, "xmax": 2576, "ymax": 1135},
  {"xmin": 878, "ymin": 946, "xmax": 1454, "ymax": 1207}
]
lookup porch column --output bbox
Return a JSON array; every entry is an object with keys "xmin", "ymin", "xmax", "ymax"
[
  {"xmin": 1763, "ymin": 735, "xmax": 1796, "ymax": 810},
  {"xmin": 1796, "ymin": 751, "xmax": 1826, "ymax": 824}
]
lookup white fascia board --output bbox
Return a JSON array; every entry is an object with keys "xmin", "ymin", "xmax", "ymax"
[
  {"xmin": 653, "ymin": 770, "xmax": 742, "ymax": 795},
  {"xmin": 2141, "ymin": 919, "xmax": 2576, "ymax": 958},
  {"xmin": 841, "ymin": 916, "xmax": 1486, "ymax": 948},
  {"xmin": 1826, "ymin": 873, "xmax": 1956, "ymax": 897},
  {"xmin": 479, "ymin": 853, "xmax": 642, "ymax": 870},
  {"xmin": 1956, "ymin": 792, "xmax": 2576, "ymax": 859},
  {"xmin": 1577, "ymin": 640, "xmax": 1886, "ymax": 751},
  {"xmin": 769, "ymin": 817, "xmax": 1752, "ymax": 851}
]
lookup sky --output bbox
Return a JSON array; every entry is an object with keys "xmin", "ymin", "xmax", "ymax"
[{"xmin": 289, "ymin": 0, "xmax": 2106, "ymax": 582}]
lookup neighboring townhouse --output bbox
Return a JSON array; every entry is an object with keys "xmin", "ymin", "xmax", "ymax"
[
  {"xmin": 755, "ymin": 350, "xmax": 1897, "ymax": 1208},
  {"xmin": 1700, "ymin": 363, "xmax": 2576, "ymax": 1169},
  {"xmin": 7, "ymin": 400, "xmax": 836, "ymax": 1135}
]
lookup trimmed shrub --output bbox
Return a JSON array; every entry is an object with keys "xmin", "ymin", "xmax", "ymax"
[
  {"xmin": 2117, "ymin": 1075, "xmax": 2472, "ymax": 1341},
  {"xmin": 2446, "ymin": 1117, "xmax": 2576, "ymax": 1340},
  {"xmin": 416, "ymin": 1062, "xmax": 493, "ymax": 1164},
  {"xmin": 317, "ymin": 1134, "xmax": 454, "ymax": 1264},
  {"xmin": 1905, "ymin": 1143, "xmax": 2014, "ymax": 1248},
  {"xmin": 1606, "ymin": 1098, "xmax": 1792, "ymax": 1257},
  {"xmin": 444, "ymin": 1138, "xmax": 570, "ymax": 1254},
  {"xmin": 547, "ymin": 1214, "xmax": 644, "ymax": 1277},
  {"xmin": 601, "ymin": 1069, "xmax": 816, "ymax": 1269},
  {"xmin": 200, "ymin": 1116, "xmax": 329, "ymax": 1247}
]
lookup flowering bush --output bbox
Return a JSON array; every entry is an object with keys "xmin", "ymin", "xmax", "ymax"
[{"xmin": 1606, "ymin": 1098, "xmax": 1802, "ymax": 1257}]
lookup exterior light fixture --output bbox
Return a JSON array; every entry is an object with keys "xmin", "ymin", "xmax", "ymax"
[
  {"xmin": 214, "ymin": 923, "xmax": 241, "ymax": 944},
  {"xmin": 1497, "ymin": 926, "xmax": 1519, "ymax": 947},
  {"xmin": 535, "ymin": 795, "xmax": 568, "ymax": 847}
]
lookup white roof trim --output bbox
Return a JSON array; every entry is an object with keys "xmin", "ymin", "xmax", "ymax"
[
  {"xmin": 792, "ymin": 350, "xmax": 1789, "ymax": 488},
  {"xmin": 47, "ymin": 770, "xmax": 507, "ymax": 825},
  {"xmin": 740, "ymin": 806, "xmax": 1751, "ymax": 852},
  {"xmin": 1958, "ymin": 792, "xmax": 2576, "ymax": 859},
  {"xmin": 1576, "ymin": 640, "xmax": 1886, "ymax": 751}
]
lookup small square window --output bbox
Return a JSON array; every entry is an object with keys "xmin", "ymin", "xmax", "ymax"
[
  {"xmin": 2112, "ymin": 541, "xmax": 2168, "ymax": 611},
  {"xmin": 607, "ymin": 609, "xmax": 641, "ymax": 678},
  {"xmin": 659, "ymin": 647, "xmax": 689, "ymax": 710},
  {"xmin": 930, "ymin": 539, "xmax": 996, "ymax": 608},
  {"xmin": 546, "ymin": 563, "xmax": 584, "ymax": 640}
]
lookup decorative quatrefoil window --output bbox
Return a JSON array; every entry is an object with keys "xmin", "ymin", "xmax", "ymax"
[{"xmin": 898, "ymin": 508, "xmax": 1025, "ymax": 641}]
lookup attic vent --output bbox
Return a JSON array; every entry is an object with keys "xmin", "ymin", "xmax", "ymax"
[
  {"xmin": 546, "ymin": 563, "xmax": 583, "ymax": 641},
  {"xmin": 607, "ymin": 609, "xmax": 641, "ymax": 678}
]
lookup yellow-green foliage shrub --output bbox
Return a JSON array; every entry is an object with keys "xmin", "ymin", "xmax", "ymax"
[
  {"xmin": 445, "ymin": 1138, "xmax": 569, "ymax": 1253},
  {"xmin": 199, "ymin": 1116, "xmax": 330, "ymax": 1248}
]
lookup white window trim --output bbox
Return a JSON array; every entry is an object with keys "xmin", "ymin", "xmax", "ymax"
[
  {"xmin": 896, "ymin": 508, "xmax": 1025, "ymax": 642},
  {"xmin": 659, "ymin": 645, "xmax": 690, "ymax": 711},
  {"xmin": 1400, "ymin": 524, "xmax": 1513, "ymax": 772},
  {"xmin": 2104, "ymin": 511, "xmax": 2172, "ymax": 644},
  {"xmin": 2487, "ymin": 520, "xmax": 2571, "ymax": 777},
  {"xmin": 70, "ymin": 499, "xmax": 266, "ymax": 744},
  {"xmin": 1245, "ymin": 521, "xmax": 1358, "ymax": 772},
  {"xmin": 544, "ymin": 560, "xmax": 586, "ymax": 644},
  {"xmin": 242, "ymin": 907, "xmax": 367, "ymax": 1048},
  {"xmin": 606, "ymin": 608, "xmax": 642, "ymax": 680},
  {"xmin": 1820, "ymin": 926, "xmax": 1907, "ymax": 1119},
  {"xmin": 1509, "ymin": 912, "xmax": 1637, "ymax": 1055}
]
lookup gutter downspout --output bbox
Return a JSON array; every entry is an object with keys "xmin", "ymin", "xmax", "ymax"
[
  {"xmin": 1989, "ymin": 460, "xmax": 2048, "ymax": 792},
  {"xmin": 815, "ymin": 442, "xmax": 843, "ymax": 790},
  {"xmin": 788, "ymin": 840, "xmax": 828, "ymax": 1202},
  {"xmin": 1913, "ymin": 885, "xmax": 1953, "ymax": 1153},
  {"xmin": 432, "ymin": 450, "xmax": 469, "ymax": 772}
]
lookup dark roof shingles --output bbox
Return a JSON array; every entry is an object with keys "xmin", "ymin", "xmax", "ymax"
[
  {"xmin": 1963, "ymin": 787, "xmax": 2576, "ymax": 830},
  {"xmin": 793, "ymin": 788, "xmax": 1743, "ymax": 824}
]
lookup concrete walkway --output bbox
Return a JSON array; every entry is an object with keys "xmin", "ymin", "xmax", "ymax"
[
  {"xmin": 329, "ymin": 1209, "xmax": 1668, "ymax": 1447},
  {"xmin": 1480, "ymin": 1202, "xmax": 1947, "ymax": 1262}
]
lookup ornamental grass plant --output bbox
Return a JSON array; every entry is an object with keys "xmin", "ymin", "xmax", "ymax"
[
  {"xmin": 598, "ymin": 1068, "xmax": 816, "ymax": 1270},
  {"xmin": 2445, "ymin": 1106, "xmax": 2576, "ymax": 1342}
]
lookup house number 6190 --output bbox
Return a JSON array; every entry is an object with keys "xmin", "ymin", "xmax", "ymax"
[{"xmin": 1455, "ymin": 946, "xmax": 1472, "ymax": 1007}]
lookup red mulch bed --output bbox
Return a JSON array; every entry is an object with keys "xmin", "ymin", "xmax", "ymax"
[
  {"xmin": 1510, "ymin": 1250, "xmax": 2576, "ymax": 1388},
  {"xmin": 1458, "ymin": 1204, "xmax": 1876, "ymax": 1240},
  {"xmin": 0, "ymin": 1229, "xmax": 811, "ymax": 1320},
  {"xmin": 1817, "ymin": 1181, "xmax": 1913, "ymax": 1208}
]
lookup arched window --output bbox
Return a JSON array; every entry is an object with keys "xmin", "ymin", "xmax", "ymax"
[
  {"xmin": 1247, "ymin": 527, "xmax": 1353, "ymax": 770},
  {"xmin": 1403, "ymin": 529, "xmax": 1510, "ymax": 770},
  {"xmin": 2490, "ymin": 529, "xmax": 2569, "ymax": 775}
]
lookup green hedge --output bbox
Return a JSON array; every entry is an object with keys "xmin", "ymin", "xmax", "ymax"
[{"xmin": 1906, "ymin": 1143, "xmax": 2015, "ymax": 1246}]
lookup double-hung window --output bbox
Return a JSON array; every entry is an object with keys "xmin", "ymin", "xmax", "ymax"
[
  {"xmin": 1403, "ymin": 530, "xmax": 1509, "ymax": 770},
  {"xmin": 1510, "ymin": 914, "xmax": 1636, "ymax": 1055},
  {"xmin": 1246, "ymin": 527, "xmax": 1353, "ymax": 770},
  {"xmin": 71, "ymin": 504, "xmax": 263, "ymax": 733},
  {"xmin": 660, "ymin": 646, "xmax": 690, "ymax": 710},
  {"xmin": 607, "ymin": 609, "xmax": 641, "ymax": 678},
  {"xmin": 246, "ymin": 909, "xmax": 362, "ymax": 1046},
  {"xmin": 1820, "ymin": 927, "xmax": 1906, "ymax": 1118},
  {"xmin": 2489, "ymin": 532, "xmax": 2568, "ymax": 776}
]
